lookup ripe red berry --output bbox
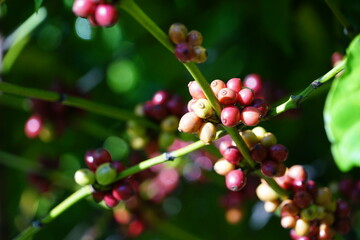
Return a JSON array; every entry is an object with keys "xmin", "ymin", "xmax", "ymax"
[
  {"xmin": 261, "ymin": 160, "xmax": 281, "ymax": 177},
  {"xmin": 269, "ymin": 144, "xmax": 288, "ymax": 162},
  {"xmin": 251, "ymin": 98, "xmax": 269, "ymax": 117},
  {"xmin": 223, "ymin": 146, "xmax": 243, "ymax": 164},
  {"xmin": 72, "ymin": 0, "xmax": 97, "ymax": 18},
  {"xmin": 94, "ymin": 4, "xmax": 118, "ymax": 27},
  {"xmin": 112, "ymin": 182, "xmax": 134, "ymax": 201},
  {"xmin": 166, "ymin": 94, "xmax": 185, "ymax": 116},
  {"xmin": 225, "ymin": 169, "xmax": 247, "ymax": 191},
  {"xmin": 238, "ymin": 88, "xmax": 254, "ymax": 106},
  {"xmin": 217, "ymin": 88, "xmax": 238, "ymax": 105},
  {"xmin": 152, "ymin": 90, "xmax": 171, "ymax": 105},
  {"xmin": 226, "ymin": 78, "xmax": 242, "ymax": 92},
  {"xmin": 243, "ymin": 74, "xmax": 263, "ymax": 95},
  {"xmin": 188, "ymin": 81, "xmax": 206, "ymax": 99},
  {"xmin": 174, "ymin": 42, "xmax": 195, "ymax": 62},
  {"xmin": 251, "ymin": 143, "xmax": 268, "ymax": 163},
  {"xmin": 24, "ymin": 114, "xmax": 43, "ymax": 138},
  {"xmin": 104, "ymin": 192, "xmax": 119, "ymax": 207},
  {"xmin": 240, "ymin": 106, "xmax": 261, "ymax": 126},
  {"xmin": 293, "ymin": 190, "xmax": 313, "ymax": 209},
  {"xmin": 288, "ymin": 165, "xmax": 308, "ymax": 181},
  {"xmin": 147, "ymin": 104, "xmax": 169, "ymax": 121},
  {"xmin": 218, "ymin": 140, "xmax": 233, "ymax": 155},
  {"xmin": 168, "ymin": 23, "xmax": 188, "ymax": 44},
  {"xmin": 210, "ymin": 79, "xmax": 226, "ymax": 96},
  {"xmin": 84, "ymin": 148, "xmax": 112, "ymax": 171},
  {"xmin": 221, "ymin": 106, "xmax": 241, "ymax": 127}
]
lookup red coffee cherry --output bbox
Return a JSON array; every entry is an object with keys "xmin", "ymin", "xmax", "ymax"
[
  {"xmin": 85, "ymin": 148, "xmax": 112, "ymax": 171},
  {"xmin": 221, "ymin": 106, "xmax": 241, "ymax": 127},
  {"xmin": 223, "ymin": 146, "xmax": 243, "ymax": 164},
  {"xmin": 269, "ymin": 144, "xmax": 288, "ymax": 162},
  {"xmin": 104, "ymin": 192, "xmax": 119, "ymax": 208},
  {"xmin": 238, "ymin": 88, "xmax": 254, "ymax": 106},
  {"xmin": 210, "ymin": 79, "xmax": 226, "ymax": 96},
  {"xmin": 188, "ymin": 81, "xmax": 206, "ymax": 99},
  {"xmin": 187, "ymin": 30, "xmax": 203, "ymax": 46},
  {"xmin": 169, "ymin": 23, "xmax": 188, "ymax": 44},
  {"xmin": 251, "ymin": 98, "xmax": 269, "ymax": 117},
  {"xmin": 225, "ymin": 169, "xmax": 247, "ymax": 191},
  {"xmin": 24, "ymin": 114, "xmax": 43, "ymax": 138},
  {"xmin": 72, "ymin": 0, "xmax": 97, "ymax": 18},
  {"xmin": 178, "ymin": 112, "xmax": 203, "ymax": 133},
  {"xmin": 288, "ymin": 165, "xmax": 308, "ymax": 181},
  {"xmin": 251, "ymin": 143, "xmax": 268, "ymax": 163},
  {"xmin": 261, "ymin": 160, "xmax": 281, "ymax": 177},
  {"xmin": 112, "ymin": 181, "xmax": 134, "ymax": 201},
  {"xmin": 152, "ymin": 90, "xmax": 171, "ymax": 105},
  {"xmin": 166, "ymin": 94, "xmax": 185, "ymax": 116},
  {"xmin": 293, "ymin": 190, "xmax": 313, "ymax": 209},
  {"xmin": 240, "ymin": 106, "xmax": 261, "ymax": 126},
  {"xmin": 243, "ymin": 74, "xmax": 263, "ymax": 95},
  {"xmin": 174, "ymin": 42, "xmax": 195, "ymax": 62},
  {"xmin": 94, "ymin": 4, "xmax": 118, "ymax": 27},
  {"xmin": 226, "ymin": 78, "xmax": 242, "ymax": 92},
  {"xmin": 218, "ymin": 140, "xmax": 233, "ymax": 155},
  {"xmin": 217, "ymin": 88, "xmax": 238, "ymax": 105}
]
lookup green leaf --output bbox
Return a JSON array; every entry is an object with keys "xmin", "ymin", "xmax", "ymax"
[
  {"xmin": 324, "ymin": 34, "xmax": 360, "ymax": 171},
  {"xmin": 34, "ymin": 0, "xmax": 44, "ymax": 12}
]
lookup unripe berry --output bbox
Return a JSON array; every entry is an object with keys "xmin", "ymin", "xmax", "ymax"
[
  {"xmin": 288, "ymin": 165, "xmax": 307, "ymax": 181},
  {"xmin": 187, "ymin": 99, "xmax": 197, "ymax": 112},
  {"xmin": 175, "ymin": 42, "xmax": 195, "ymax": 62},
  {"xmin": 238, "ymin": 88, "xmax": 254, "ymax": 106},
  {"xmin": 187, "ymin": 30, "xmax": 203, "ymax": 45},
  {"xmin": 188, "ymin": 81, "xmax": 206, "ymax": 99},
  {"xmin": 178, "ymin": 112, "xmax": 203, "ymax": 133},
  {"xmin": 217, "ymin": 88, "xmax": 238, "ymax": 105},
  {"xmin": 198, "ymin": 122, "xmax": 217, "ymax": 144},
  {"xmin": 240, "ymin": 106, "xmax": 261, "ymax": 126},
  {"xmin": 193, "ymin": 99, "xmax": 214, "ymax": 119},
  {"xmin": 223, "ymin": 146, "xmax": 243, "ymax": 164},
  {"xmin": 169, "ymin": 23, "xmax": 188, "ymax": 44},
  {"xmin": 264, "ymin": 200, "xmax": 280, "ymax": 213},
  {"xmin": 281, "ymin": 199, "xmax": 300, "ymax": 216},
  {"xmin": 95, "ymin": 163, "xmax": 117, "ymax": 185},
  {"xmin": 318, "ymin": 223, "xmax": 335, "ymax": 240},
  {"xmin": 192, "ymin": 46, "xmax": 207, "ymax": 63},
  {"xmin": 94, "ymin": 4, "xmax": 118, "ymax": 27},
  {"xmin": 226, "ymin": 78, "xmax": 242, "ymax": 92},
  {"xmin": 221, "ymin": 106, "xmax": 241, "ymax": 127},
  {"xmin": 261, "ymin": 132, "xmax": 277, "ymax": 147},
  {"xmin": 243, "ymin": 74, "xmax": 263, "ymax": 95},
  {"xmin": 74, "ymin": 168, "xmax": 95, "ymax": 186},
  {"xmin": 225, "ymin": 169, "xmax": 247, "ymax": 191},
  {"xmin": 269, "ymin": 144, "xmax": 288, "ymax": 162},
  {"xmin": 240, "ymin": 130, "xmax": 259, "ymax": 149},
  {"xmin": 213, "ymin": 158, "xmax": 235, "ymax": 176},
  {"xmin": 295, "ymin": 218, "xmax": 310, "ymax": 237},
  {"xmin": 72, "ymin": 0, "xmax": 97, "ymax": 18},
  {"xmin": 210, "ymin": 79, "xmax": 226, "ymax": 96},
  {"xmin": 300, "ymin": 204, "xmax": 318, "ymax": 221},
  {"xmin": 281, "ymin": 215, "xmax": 296, "ymax": 229},
  {"xmin": 252, "ymin": 126, "xmax": 266, "ymax": 141},
  {"xmin": 161, "ymin": 115, "xmax": 179, "ymax": 132},
  {"xmin": 293, "ymin": 190, "xmax": 313, "ymax": 209},
  {"xmin": 256, "ymin": 183, "xmax": 279, "ymax": 202}
]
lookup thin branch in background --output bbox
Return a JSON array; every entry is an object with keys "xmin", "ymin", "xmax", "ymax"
[{"xmin": 325, "ymin": 0, "xmax": 356, "ymax": 38}]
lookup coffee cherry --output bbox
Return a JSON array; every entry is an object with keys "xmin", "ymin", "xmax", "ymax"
[
  {"xmin": 225, "ymin": 169, "xmax": 247, "ymax": 192},
  {"xmin": 85, "ymin": 148, "xmax": 112, "ymax": 171},
  {"xmin": 94, "ymin": 4, "xmax": 118, "ymax": 27},
  {"xmin": 74, "ymin": 168, "xmax": 95, "ymax": 186},
  {"xmin": 169, "ymin": 23, "xmax": 188, "ymax": 44},
  {"xmin": 152, "ymin": 90, "xmax": 171, "ymax": 105},
  {"xmin": 306, "ymin": 180, "xmax": 318, "ymax": 199},
  {"xmin": 318, "ymin": 223, "xmax": 335, "ymax": 240},
  {"xmin": 293, "ymin": 190, "xmax": 313, "ymax": 209},
  {"xmin": 241, "ymin": 106, "xmax": 261, "ymax": 126},
  {"xmin": 111, "ymin": 161, "xmax": 126, "ymax": 173},
  {"xmin": 112, "ymin": 181, "xmax": 134, "ymax": 201},
  {"xmin": 281, "ymin": 215, "xmax": 297, "ymax": 228},
  {"xmin": 240, "ymin": 130, "xmax": 258, "ymax": 149},
  {"xmin": 288, "ymin": 165, "xmax": 307, "ymax": 181},
  {"xmin": 192, "ymin": 46, "xmax": 207, "ymax": 63},
  {"xmin": 166, "ymin": 95, "xmax": 185, "ymax": 116},
  {"xmin": 187, "ymin": 99, "xmax": 197, "ymax": 112},
  {"xmin": 147, "ymin": 104, "xmax": 169, "ymax": 121},
  {"xmin": 243, "ymin": 74, "xmax": 263, "ymax": 95},
  {"xmin": 300, "ymin": 204, "xmax": 318, "ymax": 221},
  {"xmin": 261, "ymin": 160, "xmax": 281, "ymax": 177},
  {"xmin": 214, "ymin": 158, "xmax": 235, "ymax": 176},
  {"xmin": 198, "ymin": 122, "xmax": 217, "ymax": 144},
  {"xmin": 87, "ymin": 14, "xmax": 98, "ymax": 26},
  {"xmin": 292, "ymin": 180, "xmax": 307, "ymax": 192},
  {"xmin": 92, "ymin": 190, "xmax": 106, "ymax": 202},
  {"xmin": 226, "ymin": 78, "xmax": 242, "ymax": 92},
  {"xmin": 25, "ymin": 114, "xmax": 43, "ymax": 138},
  {"xmin": 210, "ymin": 79, "xmax": 226, "ymax": 96},
  {"xmin": 72, "ymin": 0, "xmax": 96, "ymax": 18},
  {"xmin": 193, "ymin": 99, "xmax": 214, "ymax": 119},
  {"xmin": 188, "ymin": 81, "xmax": 206, "ymax": 99},
  {"xmin": 251, "ymin": 143, "xmax": 268, "ymax": 163},
  {"xmin": 252, "ymin": 126, "xmax": 266, "ymax": 141},
  {"xmin": 238, "ymin": 88, "xmax": 254, "ymax": 106},
  {"xmin": 104, "ymin": 192, "xmax": 119, "ymax": 208},
  {"xmin": 161, "ymin": 115, "xmax": 179, "ymax": 132},
  {"xmin": 281, "ymin": 200, "xmax": 300, "ymax": 216},
  {"xmin": 178, "ymin": 112, "xmax": 203, "ymax": 133},
  {"xmin": 217, "ymin": 88, "xmax": 238, "ymax": 105},
  {"xmin": 264, "ymin": 200, "xmax": 280, "ymax": 213},
  {"xmin": 175, "ymin": 42, "xmax": 195, "ymax": 62},
  {"xmin": 223, "ymin": 146, "xmax": 243, "ymax": 164},
  {"xmin": 335, "ymin": 200, "xmax": 351, "ymax": 218},
  {"xmin": 252, "ymin": 98, "xmax": 269, "ymax": 117},
  {"xmin": 256, "ymin": 183, "xmax": 279, "ymax": 201},
  {"xmin": 261, "ymin": 132, "xmax": 277, "ymax": 147},
  {"xmin": 269, "ymin": 144, "xmax": 288, "ymax": 162},
  {"xmin": 218, "ymin": 140, "xmax": 233, "ymax": 155},
  {"xmin": 338, "ymin": 178, "xmax": 353, "ymax": 197},
  {"xmin": 187, "ymin": 30, "xmax": 203, "ymax": 45},
  {"xmin": 95, "ymin": 163, "xmax": 117, "ymax": 185},
  {"xmin": 295, "ymin": 218, "xmax": 310, "ymax": 237},
  {"xmin": 221, "ymin": 106, "xmax": 240, "ymax": 127}
]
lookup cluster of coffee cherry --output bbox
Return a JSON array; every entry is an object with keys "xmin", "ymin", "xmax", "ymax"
[
  {"xmin": 256, "ymin": 165, "xmax": 351, "ymax": 239},
  {"xmin": 168, "ymin": 23, "xmax": 207, "ymax": 63},
  {"xmin": 72, "ymin": 0, "xmax": 119, "ymax": 27},
  {"xmin": 127, "ymin": 90, "xmax": 186, "ymax": 151},
  {"xmin": 213, "ymin": 126, "xmax": 288, "ymax": 191},
  {"xmin": 74, "ymin": 148, "xmax": 135, "ymax": 208},
  {"xmin": 178, "ymin": 75, "xmax": 269, "ymax": 145}
]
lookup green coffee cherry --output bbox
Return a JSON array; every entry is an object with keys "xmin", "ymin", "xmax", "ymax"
[
  {"xmin": 161, "ymin": 115, "xmax": 179, "ymax": 132},
  {"xmin": 74, "ymin": 168, "xmax": 95, "ymax": 186},
  {"xmin": 193, "ymin": 99, "xmax": 213, "ymax": 119},
  {"xmin": 95, "ymin": 163, "xmax": 117, "ymax": 186}
]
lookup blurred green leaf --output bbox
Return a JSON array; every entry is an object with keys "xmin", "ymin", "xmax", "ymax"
[{"xmin": 324, "ymin": 34, "xmax": 360, "ymax": 171}]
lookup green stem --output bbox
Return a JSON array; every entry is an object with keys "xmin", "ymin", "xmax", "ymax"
[
  {"xmin": 264, "ymin": 59, "xmax": 346, "ymax": 120},
  {"xmin": 0, "ymin": 81, "xmax": 158, "ymax": 130},
  {"xmin": 14, "ymin": 186, "xmax": 92, "ymax": 240}
]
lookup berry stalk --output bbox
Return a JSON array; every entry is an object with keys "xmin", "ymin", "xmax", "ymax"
[{"xmin": 0, "ymin": 82, "xmax": 159, "ymax": 130}]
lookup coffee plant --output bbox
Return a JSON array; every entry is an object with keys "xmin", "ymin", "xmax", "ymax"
[{"xmin": 0, "ymin": 0, "xmax": 360, "ymax": 239}]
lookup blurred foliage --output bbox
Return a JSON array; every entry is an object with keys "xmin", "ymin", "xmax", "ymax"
[{"xmin": 0, "ymin": 0, "xmax": 360, "ymax": 239}]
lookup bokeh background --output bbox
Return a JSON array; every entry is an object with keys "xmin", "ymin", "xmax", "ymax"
[{"xmin": 0, "ymin": 0, "xmax": 359, "ymax": 239}]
